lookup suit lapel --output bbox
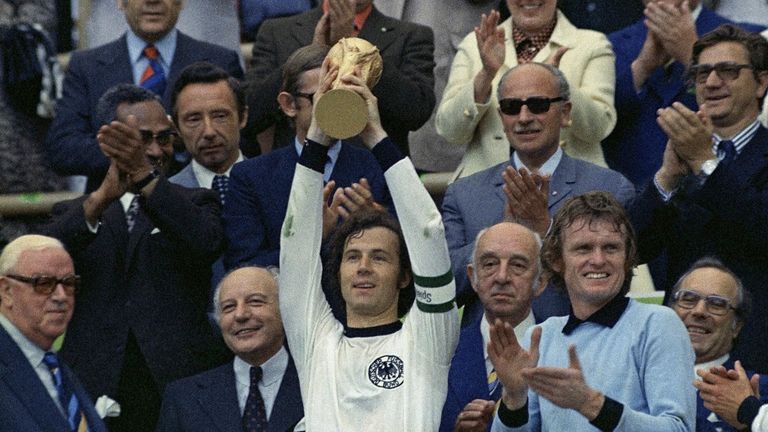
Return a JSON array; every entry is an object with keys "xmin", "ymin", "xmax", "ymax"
[
  {"xmin": 269, "ymin": 357, "xmax": 303, "ymax": 432},
  {"xmin": 197, "ymin": 364, "xmax": 242, "ymax": 432},
  {"xmin": 448, "ymin": 318, "xmax": 490, "ymax": 405},
  {"xmin": 734, "ymin": 127, "xmax": 768, "ymax": 189},
  {"xmin": 493, "ymin": 162, "xmax": 511, "ymax": 209},
  {"xmin": 97, "ymin": 36, "xmax": 133, "ymax": 85},
  {"xmin": 0, "ymin": 327, "xmax": 69, "ymax": 431},
  {"xmin": 548, "ymin": 154, "xmax": 576, "ymax": 210},
  {"xmin": 125, "ymin": 200, "xmax": 152, "ymax": 269},
  {"xmin": 358, "ymin": 7, "xmax": 399, "ymax": 53},
  {"xmin": 292, "ymin": 8, "xmax": 324, "ymax": 48}
]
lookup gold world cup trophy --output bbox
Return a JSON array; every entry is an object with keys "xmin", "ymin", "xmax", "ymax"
[{"xmin": 315, "ymin": 37, "xmax": 383, "ymax": 139}]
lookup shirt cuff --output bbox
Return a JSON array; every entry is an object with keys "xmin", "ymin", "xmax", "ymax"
[
  {"xmin": 371, "ymin": 136, "xmax": 404, "ymax": 172},
  {"xmin": 589, "ymin": 396, "xmax": 624, "ymax": 432},
  {"xmin": 652, "ymin": 175, "xmax": 675, "ymax": 202},
  {"xmin": 86, "ymin": 218, "xmax": 101, "ymax": 234},
  {"xmin": 299, "ymin": 139, "xmax": 330, "ymax": 173},
  {"xmin": 737, "ymin": 395, "xmax": 762, "ymax": 426},
  {"xmin": 496, "ymin": 398, "xmax": 528, "ymax": 428}
]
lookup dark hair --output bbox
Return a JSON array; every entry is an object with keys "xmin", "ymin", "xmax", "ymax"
[
  {"xmin": 170, "ymin": 62, "xmax": 246, "ymax": 124},
  {"xmin": 95, "ymin": 83, "xmax": 160, "ymax": 126},
  {"xmin": 281, "ymin": 44, "xmax": 330, "ymax": 95},
  {"xmin": 669, "ymin": 256, "xmax": 752, "ymax": 323},
  {"xmin": 325, "ymin": 208, "xmax": 415, "ymax": 319},
  {"xmin": 692, "ymin": 24, "xmax": 768, "ymax": 104},
  {"xmin": 542, "ymin": 191, "xmax": 637, "ymax": 296}
]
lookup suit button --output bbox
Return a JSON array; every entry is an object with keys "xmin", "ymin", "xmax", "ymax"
[{"xmin": 463, "ymin": 108, "xmax": 471, "ymax": 117}]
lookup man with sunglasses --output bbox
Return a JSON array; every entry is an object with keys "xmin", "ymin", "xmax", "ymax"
[
  {"xmin": 668, "ymin": 257, "xmax": 768, "ymax": 431},
  {"xmin": 631, "ymin": 24, "xmax": 768, "ymax": 374},
  {"xmin": 0, "ymin": 234, "xmax": 107, "ymax": 432},
  {"xmin": 43, "ymin": 84, "xmax": 228, "ymax": 431},
  {"xmin": 443, "ymin": 62, "xmax": 634, "ymax": 322}
]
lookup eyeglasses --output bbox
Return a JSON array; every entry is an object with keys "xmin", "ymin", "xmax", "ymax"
[
  {"xmin": 5, "ymin": 274, "xmax": 80, "ymax": 295},
  {"xmin": 294, "ymin": 92, "xmax": 315, "ymax": 105},
  {"xmin": 139, "ymin": 129, "xmax": 178, "ymax": 147},
  {"xmin": 686, "ymin": 62, "xmax": 753, "ymax": 85},
  {"xmin": 672, "ymin": 289, "xmax": 737, "ymax": 316},
  {"xmin": 499, "ymin": 96, "xmax": 565, "ymax": 115}
]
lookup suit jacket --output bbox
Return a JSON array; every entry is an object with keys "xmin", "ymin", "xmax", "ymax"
[
  {"xmin": 43, "ymin": 177, "xmax": 230, "ymax": 400},
  {"xmin": 45, "ymin": 31, "xmax": 243, "ymax": 191},
  {"xmin": 0, "ymin": 326, "xmax": 107, "ymax": 432},
  {"xmin": 223, "ymin": 143, "xmax": 392, "ymax": 269},
  {"xmin": 605, "ymin": 10, "xmax": 764, "ymax": 186},
  {"xmin": 156, "ymin": 357, "xmax": 303, "ymax": 432},
  {"xmin": 436, "ymin": 10, "xmax": 616, "ymax": 180},
  {"xmin": 631, "ymin": 126, "xmax": 768, "ymax": 373},
  {"xmin": 245, "ymin": 6, "xmax": 435, "ymax": 156},
  {"xmin": 442, "ymin": 152, "xmax": 635, "ymax": 318}
]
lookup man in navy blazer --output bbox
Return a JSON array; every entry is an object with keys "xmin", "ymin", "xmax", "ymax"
[
  {"xmin": 440, "ymin": 223, "xmax": 543, "ymax": 432},
  {"xmin": 46, "ymin": 0, "xmax": 243, "ymax": 192},
  {"xmin": 224, "ymin": 44, "xmax": 391, "ymax": 271},
  {"xmin": 156, "ymin": 267, "xmax": 303, "ymax": 432},
  {"xmin": 443, "ymin": 62, "xmax": 635, "ymax": 321},
  {"xmin": 603, "ymin": 0, "xmax": 764, "ymax": 187},
  {"xmin": 0, "ymin": 235, "xmax": 106, "ymax": 432},
  {"xmin": 631, "ymin": 25, "xmax": 768, "ymax": 373}
]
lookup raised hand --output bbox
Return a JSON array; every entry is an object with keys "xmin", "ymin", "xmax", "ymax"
[
  {"xmin": 695, "ymin": 360, "xmax": 760, "ymax": 429},
  {"xmin": 473, "ymin": 10, "xmax": 505, "ymax": 104},
  {"xmin": 502, "ymin": 167, "xmax": 550, "ymax": 236},
  {"xmin": 488, "ymin": 320, "xmax": 540, "ymax": 410},
  {"xmin": 643, "ymin": 0, "xmax": 696, "ymax": 65},
  {"xmin": 657, "ymin": 102, "xmax": 715, "ymax": 173}
]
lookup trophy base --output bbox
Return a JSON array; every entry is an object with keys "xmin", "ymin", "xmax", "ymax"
[{"xmin": 315, "ymin": 88, "xmax": 368, "ymax": 139}]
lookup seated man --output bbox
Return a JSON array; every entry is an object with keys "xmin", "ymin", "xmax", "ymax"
[
  {"xmin": 224, "ymin": 44, "xmax": 390, "ymax": 270},
  {"xmin": 669, "ymin": 257, "xmax": 768, "ymax": 431},
  {"xmin": 43, "ymin": 84, "xmax": 227, "ymax": 432},
  {"xmin": 436, "ymin": 0, "xmax": 616, "ymax": 179},
  {"xmin": 0, "ymin": 235, "xmax": 107, "ymax": 432},
  {"xmin": 156, "ymin": 267, "xmax": 303, "ymax": 432},
  {"xmin": 46, "ymin": 0, "xmax": 243, "ymax": 191},
  {"xmin": 279, "ymin": 62, "xmax": 458, "ymax": 429},
  {"xmin": 443, "ymin": 63, "xmax": 635, "ymax": 320},
  {"xmin": 489, "ymin": 191, "xmax": 695, "ymax": 431},
  {"xmin": 245, "ymin": 0, "xmax": 434, "ymax": 155},
  {"xmin": 441, "ymin": 222, "xmax": 545, "ymax": 432}
]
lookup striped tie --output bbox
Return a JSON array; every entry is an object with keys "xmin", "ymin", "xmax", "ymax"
[
  {"xmin": 43, "ymin": 352, "xmax": 85, "ymax": 432},
  {"xmin": 140, "ymin": 45, "xmax": 166, "ymax": 96}
]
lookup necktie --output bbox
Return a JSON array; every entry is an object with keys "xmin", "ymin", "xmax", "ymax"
[
  {"xmin": 212, "ymin": 175, "xmax": 229, "ymax": 206},
  {"xmin": 488, "ymin": 368, "xmax": 502, "ymax": 401},
  {"xmin": 43, "ymin": 352, "xmax": 82, "ymax": 432},
  {"xmin": 126, "ymin": 195, "xmax": 140, "ymax": 233},
  {"xmin": 718, "ymin": 140, "xmax": 736, "ymax": 163},
  {"xmin": 242, "ymin": 366, "xmax": 268, "ymax": 432},
  {"xmin": 140, "ymin": 45, "xmax": 167, "ymax": 96}
]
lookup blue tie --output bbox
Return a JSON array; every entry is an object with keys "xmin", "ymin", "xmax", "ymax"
[
  {"xmin": 140, "ymin": 45, "xmax": 167, "ymax": 96},
  {"xmin": 718, "ymin": 140, "xmax": 736, "ymax": 163},
  {"xmin": 212, "ymin": 175, "xmax": 229, "ymax": 206},
  {"xmin": 42, "ymin": 352, "xmax": 82, "ymax": 432},
  {"xmin": 242, "ymin": 366, "xmax": 268, "ymax": 431}
]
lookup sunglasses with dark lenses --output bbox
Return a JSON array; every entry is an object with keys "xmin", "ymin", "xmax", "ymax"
[
  {"xmin": 139, "ymin": 129, "xmax": 178, "ymax": 147},
  {"xmin": 499, "ymin": 96, "xmax": 565, "ymax": 115},
  {"xmin": 686, "ymin": 62, "xmax": 753, "ymax": 85},
  {"xmin": 672, "ymin": 289, "xmax": 736, "ymax": 316},
  {"xmin": 5, "ymin": 274, "xmax": 81, "ymax": 295}
]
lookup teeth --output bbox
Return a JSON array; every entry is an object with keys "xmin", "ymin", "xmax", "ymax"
[
  {"xmin": 687, "ymin": 326, "xmax": 710, "ymax": 334},
  {"xmin": 585, "ymin": 273, "xmax": 608, "ymax": 279}
]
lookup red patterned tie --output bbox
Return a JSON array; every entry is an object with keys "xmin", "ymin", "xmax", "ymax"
[
  {"xmin": 242, "ymin": 366, "xmax": 268, "ymax": 431},
  {"xmin": 140, "ymin": 44, "xmax": 167, "ymax": 95}
]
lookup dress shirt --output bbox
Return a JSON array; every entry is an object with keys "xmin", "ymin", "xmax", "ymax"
[
  {"xmin": 233, "ymin": 346, "xmax": 289, "ymax": 418},
  {"xmin": 190, "ymin": 152, "xmax": 245, "ymax": 189},
  {"xmin": 85, "ymin": 192, "xmax": 138, "ymax": 233},
  {"xmin": 0, "ymin": 314, "xmax": 64, "ymax": 414},
  {"xmin": 294, "ymin": 138, "xmax": 342, "ymax": 183},
  {"xmin": 512, "ymin": 147, "xmax": 563, "ymax": 176},
  {"xmin": 480, "ymin": 311, "xmax": 535, "ymax": 377},
  {"xmin": 126, "ymin": 28, "xmax": 177, "ymax": 85},
  {"xmin": 694, "ymin": 353, "xmax": 730, "ymax": 381}
]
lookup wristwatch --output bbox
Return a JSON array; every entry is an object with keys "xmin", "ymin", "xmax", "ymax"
[
  {"xmin": 699, "ymin": 158, "xmax": 719, "ymax": 177},
  {"xmin": 131, "ymin": 169, "xmax": 160, "ymax": 194}
]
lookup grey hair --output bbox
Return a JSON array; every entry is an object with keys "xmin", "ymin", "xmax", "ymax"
[
  {"xmin": 0, "ymin": 235, "xmax": 65, "ymax": 275},
  {"xmin": 497, "ymin": 62, "xmax": 571, "ymax": 102},
  {"xmin": 469, "ymin": 224, "xmax": 543, "ymax": 294},
  {"xmin": 212, "ymin": 266, "xmax": 280, "ymax": 324}
]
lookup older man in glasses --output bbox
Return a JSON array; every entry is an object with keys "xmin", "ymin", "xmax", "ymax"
[
  {"xmin": 631, "ymin": 24, "xmax": 768, "ymax": 374},
  {"xmin": 0, "ymin": 235, "xmax": 107, "ymax": 432},
  {"xmin": 43, "ymin": 84, "xmax": 228, "ymax": 432},
  {"xmin": 443, "ymin": 62, "xmax": 634, "ymax": 323}
]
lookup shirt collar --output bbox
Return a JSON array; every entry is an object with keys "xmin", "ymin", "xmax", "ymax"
[
  {"xmin": 512, "ymin": 16, "xmax": 556, "ymax": 53},
  {"xmin": 344, "ymin": 320, "xmax": 402, "ymax": 338},
  {"xmin": 295, "ymin": 138, "xmax": 342, "ymax": 165},
  {"xmin": 694, "ymin": 353, "xmax": 731, "ymax": 381},
  {"xmin": 191, "ymin": 151, "xmax": 244, "ymax": 188},
  {"xmin": 126, "ymin": 28, "xmax": 177, "ymax": 65},
  {"xmin": 712, "ymin": 119, "xmax": 761, "ymax": 157},
  {"xmin": 0, "ymin": 313, "xmax": 47, "ymax": 367},
  {"xmin": 562, "ymin": 294, "xmax": 630, "ymax": 335},
  {"xmin": 233, "ymin": 345, "xmax": 289, "ymax": 388},
  {"xmin": 481, "ymin": 311, "xmax": 535, "ymax": 362},
  {"xmin": 512, "ymin": 147, "xmax": 562, "ymax": 176},
  {"xmin": 120, "ymin": 192, "xmax": 138, "ymax": 213},
  {"xmin": 321, "ymin": 1, "xmax": 374, "ymax": 34}
]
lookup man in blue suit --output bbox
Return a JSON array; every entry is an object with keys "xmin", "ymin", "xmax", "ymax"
[
  {"xmin": 440, "ymin": 222, "xmax": 544, "ymax": 432},
  {"xmin": 0, "ymin": 235, "xmax": 107, "ymax": 432},
  {"xmin": 156, "ymin": 266, "xmax": 303, "ymax": 432},
  {"xmin": 604, "ymin": 0, "xmax": 764, "ymax": 187},
  {"xmin": 443, "ymin": 62, "xmax": 635, "ymax": 322},
  {"xmin": 224, "ymin": 44, "xmax": 391, "ymax": 271},
  {"xmin": 46, "ymin": 0, "xmax": 243, "ymax": 192}
]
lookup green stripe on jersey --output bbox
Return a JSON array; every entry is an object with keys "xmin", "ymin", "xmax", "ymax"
[
  {"xmin": 416, "ymin": 300, "xmax": 455, "ymax": 313},
  {"xmin": 413, "ymin": 269, "xmax": 453, "ymax": 288}
]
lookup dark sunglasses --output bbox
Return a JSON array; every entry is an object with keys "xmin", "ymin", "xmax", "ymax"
[
  {"xmin": 5, "ymin": 274, "xmax": 81, "ymax": 295},
  {"xmin": 672, "ymin": 289, "xmax": 737, "ymax": 316},
  {"xmin": 686, "ymin": 62, "xmax": 753, "ymax": 85},
  {"xmin": 499, "ymin": 96, "xmax": 565, "ymax": 115},
  {"xmin": 139, "ymin": 129, "xmax": 178, "ymax": 147}
]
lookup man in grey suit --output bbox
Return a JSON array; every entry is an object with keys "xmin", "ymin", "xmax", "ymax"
[{"xmin": 442, "ymin": 63, "xmax": 635, "ymax": 321}]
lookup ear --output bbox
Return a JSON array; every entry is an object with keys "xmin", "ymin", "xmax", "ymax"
[
  {"xmin": 239, "ymin": 105, "xmax": 249, "ymax": 129},
  {"xmin": 755, "ymin": 71, "xmax": 768, "ymax": 100},
  {"xmin": 277, "ymin": 92, "xmax": 297, "ymax": 118},
  {"xmin": 559, "ymin": 100, "xmax": 573, "ymax": 128},
  {"xmin": 398, "ymin": 271, "xmax": 411, "ymax": 290},
  {"xmin": 467, "ymin": 264, "xmax": 479, "ymax": 294},
  {"xmin": 732, "ymin": 318, "xmax": 744, "ymax": 336},
  {"xmin": 0, "ymin": 277, "xmax": 13, "ymax": 308},
  {"xmin": 532, "ymin": 272, "xmax": 549, "ymax": 298}
]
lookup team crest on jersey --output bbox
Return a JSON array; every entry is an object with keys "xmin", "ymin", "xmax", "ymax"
[{"xmin": 368, "ymin": 355, "xmax": 404, "ymax": 389}]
